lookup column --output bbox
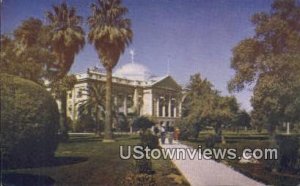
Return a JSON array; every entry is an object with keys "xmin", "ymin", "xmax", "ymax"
[
  {"xmin": 114, "ymin": 96, "xmax": 118, "ymax": 107},
  {"xmin": 162, "ymin": 97, "xmax": 166, "ymax": 117},
  {"xmin": 179, "ymin": 102, "xmax": 182, "ymax": 117},
  {"xmin": 123, "ymin": 95, "xmax": 127, "ymax": 116},
  {"xmin": 174, "ymin": 106, "xmax": 177, "ymax": 117},
  {"xmin": 168, "ymin": 97, "xmax": 171, "ymax": 117},
  {"xmin": 156, "ymin": 97, "xmax": 160, "ymax": 117},
  {"xmin": 133, "ymin": 88, "xmax": 139, "ymax": 114}
]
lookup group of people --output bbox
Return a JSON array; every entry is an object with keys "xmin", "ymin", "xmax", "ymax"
[{"xmin": 153, "ymin": 124, "xmax": 180, "ymax": 144}]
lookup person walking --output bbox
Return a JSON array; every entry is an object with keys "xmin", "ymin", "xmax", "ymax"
[
  {"xmin": 174, "ymin": 127, "xmax": 180, "ymax": 140},
  {"xmin": 168, "ymin": 126, "xmax": 174, "ymax": 144},
  {"xmin": 160, "ymin": 125, "xmax": 166, "ymax": 144}
]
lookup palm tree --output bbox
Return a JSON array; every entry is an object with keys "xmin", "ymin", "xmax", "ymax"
[
  {"xmin": 46, "ymin": 2, "xmax": 85, "ymax": 141},
  {"xmin": 77, "ymin": 82, "xmax": 121, "ymax": 135},
  {"xmin": 77, "ymin": 83, "xmax": 106, "ymax": 135},
  {"xmin": 88, "ymin": 0, "xmax": 133, "ymax": 141},
  {"xmin": 46, "ymin": 2, "xmax": 85, "ymax": 80}
]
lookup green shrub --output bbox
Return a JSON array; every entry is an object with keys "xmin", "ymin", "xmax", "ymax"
[
  {"xmin": 135, "ymin": 157, "xmax": 153, "ymax": 174},
  {"xmin": 140, "ymin": 130, "xmax": 159, "ymax": 150},
  {"xmin": 75, "ymin": 114, "xmax": 97, "ymax": 132},
  {"xmin": 205, "ymin": 134, "xmax": 216, "ymax": 148},
  {"xmin": 0, "ymin": 74, "xmax": 59, "ymax": 168},
  {"xmin": 179, "ymin": 128, "xmax": 190, "ymax": 140},
  {"xmin": 204, "ymin": 134, "xmax": 223, "ymax": 148},
  {"xmin": 132, "ymin": 116, "xmax": 154, "ymax": 132},
  {"xmin": 275, "ymin": 134, "xmax": 300, "ymax": 171}
]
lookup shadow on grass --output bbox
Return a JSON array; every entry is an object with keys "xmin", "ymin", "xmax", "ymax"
[
  {"xmin": 67, "ymin": 137, "xmax": 103, "ymax": 143},
  {"xmin": 67, "ymin": 135, "xmax": 139, "ymax": 143},
  {"xmin": 2, "ymin": 156, "xmax": 88, "ymax": 170},
  {"xmin": 2, "ymin": 173, "xmax": 55, "ymax": 186}
]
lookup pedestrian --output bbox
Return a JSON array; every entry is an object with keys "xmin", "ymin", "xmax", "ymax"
[
  {"xmin": 168, "ymin": 126, "xmax": 174, "ymax": 144},
  {"xmin": 160, "ymin": 125, "xmax": 166, "ymax": 144},
  {"xmin": 154, "ymin": 126, "xmax": 159, "ymax": 136},
  {"xmin": 174, "ymin": 127, "xmax": 180, "ymax": 140}
]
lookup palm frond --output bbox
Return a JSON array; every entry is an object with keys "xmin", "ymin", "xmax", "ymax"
[
  {"xmin": 87, "ymin": 0, "xmax": 132, "ymax": 69},
  {"xmin": 46, "ymin": 2, "xmax": 85, "ymax": 79}
]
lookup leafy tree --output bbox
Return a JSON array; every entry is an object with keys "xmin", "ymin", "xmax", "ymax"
[
  {"xmin": 232, "ymin": 110, "xmax": 251, "ymax": 132},
  {"xmin": 0, "ymin": 18, "xmax": 56, "ymax": 84},
  {"xmin": 13, "ymin": 17, "xmax": 49, "ymax": 49},
  {"xmin": 51, "ymin": 75, "xmax": 77, "ymax": 141},
  {"xmin": 182, "ymin": 73, "xmax": 215, "ymax": 117},
  {"xmin": 181, "ymin": 73, "xmax": 239, "ymax": 139},
  {"xmin": 1, "ymin": 3, "xmax": 85, "ymax": 142},
  {"xmin": 88, "ymin": 0, "xmax": 133, "ymax": 141},
  {"xmin": 228, "ymin": 0, "xmax": 300, "ymax": 134}
]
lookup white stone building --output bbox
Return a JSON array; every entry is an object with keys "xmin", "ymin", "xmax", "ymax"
[{"xmin": 66, "ymin": 62, "xmax": 182, "ymax": 128}]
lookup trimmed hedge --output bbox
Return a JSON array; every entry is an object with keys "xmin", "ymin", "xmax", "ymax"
[{"xmin": 0, "ymin": 74, "xmax": 59, "ymax": 167}]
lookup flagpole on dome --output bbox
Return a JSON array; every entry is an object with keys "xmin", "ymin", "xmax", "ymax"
[
  {"xmin": 129, "ymin": 49, "xmax": 135, "ymax": 64},
  {"xmin": 167, "ymin": 55, "xmax": 170, "ymax": 76}
]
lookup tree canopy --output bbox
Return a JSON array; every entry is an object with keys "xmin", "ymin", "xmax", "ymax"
[
  {"xmin": 88, "ymin": 0, "xmax": 133, "ymax": 70},
  {"xmin": 46, "ymin": 2, "xmax": 85, "ymax": 80},
  {"xmin": 1, "ymin": 2, "xmax": 85, "ymax": 84},
  {"xmin": 0, "ymin": 18, "xmax": 56, "ymax": 84},
  {"xmin": 181, "ymin": 73, "xmax": 240, "ymax": 138},
  {"xmin": 228, "ymin": 0, "xmax": 300, "ymax": 131}
]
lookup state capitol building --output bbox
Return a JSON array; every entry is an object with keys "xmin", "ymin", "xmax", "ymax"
[{"xmin": 66, "ymin": 58, "xmax": 183, "ymax": 129}]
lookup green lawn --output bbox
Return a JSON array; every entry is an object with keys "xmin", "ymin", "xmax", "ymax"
[{"xmin": 3, "ymin": 133, "xmax": 189, "ymax": 186}]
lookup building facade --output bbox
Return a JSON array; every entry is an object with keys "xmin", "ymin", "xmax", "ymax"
[{"xmin": 66, "ymin": 62, "xmax": 182, "ymax": 129}]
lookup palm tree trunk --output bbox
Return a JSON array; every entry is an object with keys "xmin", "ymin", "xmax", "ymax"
[
  {"xmin": 60, "ymin": 91, "xmax": 69, "ymax": 142},
  {"xmin": 95, "ymin": 106, "xmax": 100, "ymax": 136},
  {"xmin": 104, "ymin": 68, "xmax": 113, "ymax": 141}
]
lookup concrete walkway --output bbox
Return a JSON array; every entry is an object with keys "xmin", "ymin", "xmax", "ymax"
[{"xmin": 160, "ymin": 141, "xmax": 265, "ymax": 186}]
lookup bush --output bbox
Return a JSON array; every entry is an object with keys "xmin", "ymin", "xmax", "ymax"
[
  {"xmin": 275, "ymin": 134, "xmax": 300, "ymax": 172},
  {"xmin": 140, "ymin": 130, "xmax": 159, "ymax": 150},
  {"xmin": 204, "ymin": 134, "xmax": 223, "ymax": 148},
  {"xmin": 132, "ymin": 116, "xmax": 154, "ymax": 132},
  {"xmin": 179, "ymin": 129, "xmax": 190, "ymax": 140},
  {"xmin": 75, "ymin": 114, "xmax": 97, "ymax": 132},
  {"xmin": 0, "ymin": 74, "xmax": 59, "ymax": 168},
  {"xmin": 205, "ymin": 134, "xmax": 216, "ymax": 148},
  {"xmin": 135, "ymin": 157, "xmax": 153, "ymax": 174}
]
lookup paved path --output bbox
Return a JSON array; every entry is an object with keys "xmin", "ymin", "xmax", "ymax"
[{"xmin": 160, "ymin": 141, "xmax": 265, "ymax": 186}]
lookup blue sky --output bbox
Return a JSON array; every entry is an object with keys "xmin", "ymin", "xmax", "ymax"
[{"xmin": 1, "ymin": 0, "xmax": 274, "ymax": 111}]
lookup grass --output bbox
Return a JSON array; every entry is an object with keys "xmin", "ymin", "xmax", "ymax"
[
  {"xmin": 183, "ymin": 130, "xmax": 300, "ymax": 186},
  {"xmin": 2, "ymin": 133, "xmax": 189, "ymax": 186}
]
